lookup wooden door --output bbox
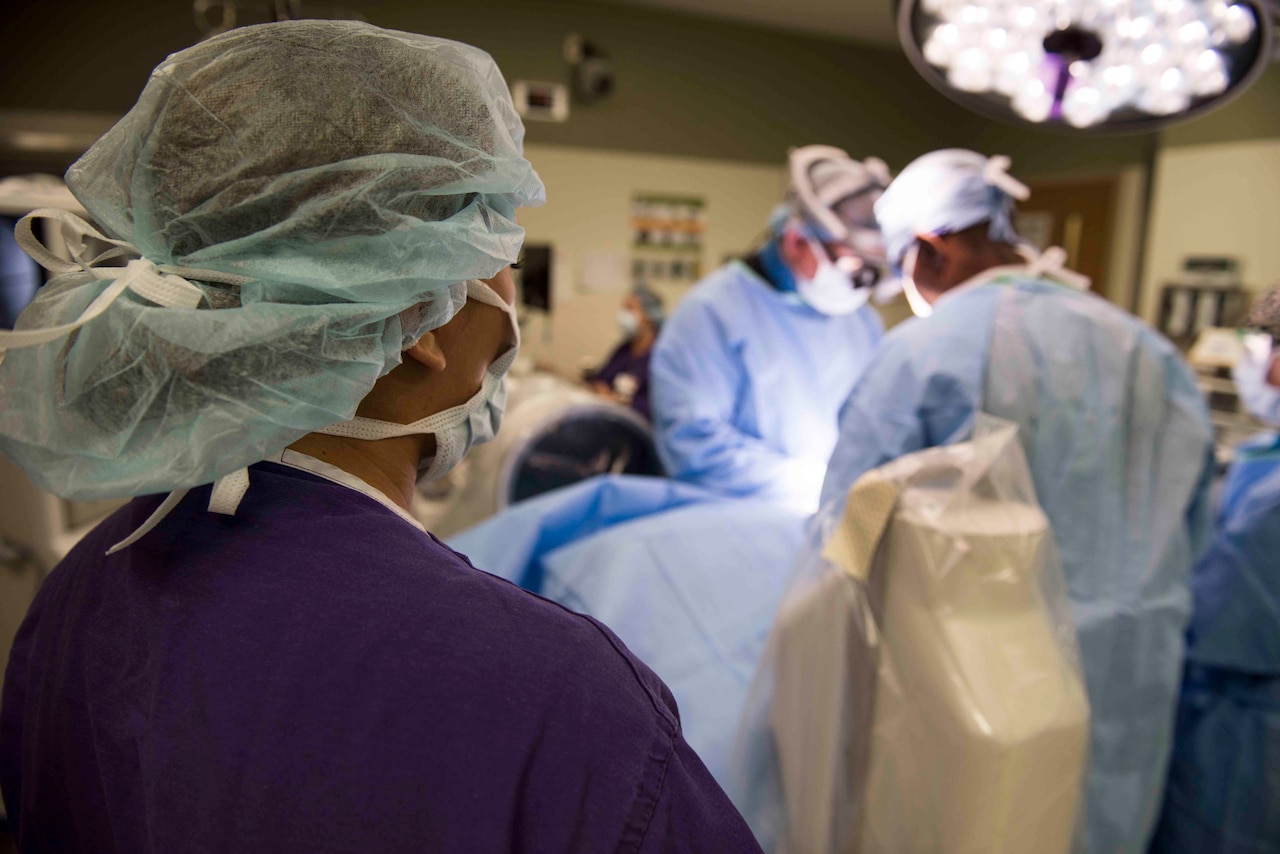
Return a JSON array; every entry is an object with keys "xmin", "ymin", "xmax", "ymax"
[{"xmin": 1017, "ymin": 179, "xmax": 1119, "ymax": 302}]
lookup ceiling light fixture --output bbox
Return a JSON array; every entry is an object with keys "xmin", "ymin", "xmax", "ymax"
[{"xmin": 897, "ymin": 0, "xmax": 1277, "ymax": 131}]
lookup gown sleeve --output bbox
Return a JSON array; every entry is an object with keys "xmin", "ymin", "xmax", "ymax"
[
  {"xmin": 651, "ymin": 297, "xmax": 825, "ymax": 506},
  {"xmin": 820, "ymin": 330, "xmax": 979, "ymax": 511}
]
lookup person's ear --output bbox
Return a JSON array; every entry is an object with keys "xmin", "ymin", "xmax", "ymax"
[
  {"xmin": 779, "ymin": 227, "xmax": 803, "ymax": 260},
  {"xmin": 780, "ymin": 228, "xmax": 817, "ymax": 278},
  {"xmin": 916, "ymin": 233, "xmax": 949, "ymax": 277},
  {"xmin": 404, "ymin": 330, "xmax": 447, "ymax": 373}
]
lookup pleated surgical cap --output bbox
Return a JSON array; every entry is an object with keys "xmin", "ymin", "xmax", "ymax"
[{"xmin": 0, "ymin": 20, "xmax": 545, "ymax": 500}]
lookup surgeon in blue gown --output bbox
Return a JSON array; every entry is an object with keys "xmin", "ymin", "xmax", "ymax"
[
  {"xmin": 650, "ymin": 146, "xmax": 889, "ymax": 511},
  {"xmin": 454, "ymin": 146, "xmax": 893, "ymax": 790},
  {"xmin": 1150, "ymin": 287, "xmax": 1280, "ymax": 854},
  {"xmin": 808, "ymin": 150, "xmax": 1214, "ymax": 854},
  {"xmin": 455, "ymin": 475, "xmax": 810, "ymax": 788}
]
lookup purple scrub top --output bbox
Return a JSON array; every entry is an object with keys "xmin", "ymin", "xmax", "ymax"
[
  {"xmin": 589, "ymin": 340, "xmax": 654, "ymax": 420},
  {"xmin": 0, "ymin": 461, "xmax": 761, "ymax": 853}
]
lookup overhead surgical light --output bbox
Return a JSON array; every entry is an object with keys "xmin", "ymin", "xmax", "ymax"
[{"xmin": 897, "ymin": 0, "xmax": 1277, "ymax": 131}]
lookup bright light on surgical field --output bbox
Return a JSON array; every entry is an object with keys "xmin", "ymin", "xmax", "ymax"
[{"xmin": 897, "ymin": 0, "xmax": 1276, "ymax": 132}]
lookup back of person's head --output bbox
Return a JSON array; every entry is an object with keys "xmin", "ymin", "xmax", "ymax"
[
  {"xmin": 874, "ymin": 149, "xmax": 1032, "ymax": 307},
  {"xmin": 0, "ymin": 20, "xmax": 545, "ymax": 501},
  {"xmin": 876, "ymin": 149, "xmax": 1029, "ymax": 275},
  {"xmin": 73, "ymin": 21, "xmax": 540, "ymax": 286}
]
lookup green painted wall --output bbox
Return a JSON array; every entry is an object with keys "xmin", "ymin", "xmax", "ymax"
[
  {"xmin": 361, "ymin": 0, "xmax": 986, "ymax": 164},
  {"xmin": 1163, "ymin": 64, "xmax": 1280, "ymax": 148},
  {"xmin": 0, "ymin": 0, "xmax": 199, "ymax": 116},
  {"xmin": 0, "ymin": 0, "xmax": 979, "ymax": 167},
  {"xmin": 966, "ymin": 118, "xmax": 1156, "ymax": 176},
  {"xmin": 0, "ymin": 0, "xmax": 1275, "ymax": 172}
]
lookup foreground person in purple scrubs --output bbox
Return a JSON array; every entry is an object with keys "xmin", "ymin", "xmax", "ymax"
[{"xmin": 0, "ymin": 22, "xmax": 761, "ymax": 853}]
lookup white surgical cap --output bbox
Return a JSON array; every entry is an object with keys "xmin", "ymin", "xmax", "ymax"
[
  {"xmin": 0, "ymin": 20, "xmax": 545, "ymax": 500},
  {"xmin": 875, "ymin": 149, "xmax": 1029, "ymax": 270}
]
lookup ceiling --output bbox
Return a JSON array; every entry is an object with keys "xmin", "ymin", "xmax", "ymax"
[{"xmin": 596, "ymin": 0, "xmax": 901, "ymax": 47}]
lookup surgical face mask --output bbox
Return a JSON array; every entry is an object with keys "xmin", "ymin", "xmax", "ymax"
[
  {"xmin": 899, "ymin": 242, "xmax": 934, "ymax": 318},
  {"xmin": 317, "ymin": 279, "xmax": 520, "ymax": 485},
  {"xmin": 795, "ymin": 238, "xmax": 876, "ymax": 316},
  {"xmin": 1233, "ymin": 332, "xmax": 1280, "ymax": 426},
  {"xmin": 617, "ymin": 309, "xmax": 639, "ymax": 336}
]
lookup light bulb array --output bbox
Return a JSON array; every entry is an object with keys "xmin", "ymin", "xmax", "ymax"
[{"xmin": 916, "ymin": 0, "xmax": 1259, "ymax": 127}]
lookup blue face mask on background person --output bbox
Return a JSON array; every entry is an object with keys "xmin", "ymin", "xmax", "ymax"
[{"xmin": 1233, "ymin": 332, "xmax": 1280, "ymax": 426}]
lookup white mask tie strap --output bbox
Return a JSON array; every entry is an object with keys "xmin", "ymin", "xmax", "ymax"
[
  {"xmin": 0, "ymin": 209, "xmax": 254, "ymax": 367},
  {"xmin": 104, "ymin": 464, "xmax": 255, "ymax": 555},
  {"xmin": 1027, "ymin": 245, "xmax": 1092, "ymax": 291},
  {"xmin": 106, "ymin": 489, "xmax": 191, "ymax": 555},
  {"xmin": 982, "ymin": 155, "xmax": 1031, "ymax": 201},
  {"xmin": 208, "ymin": 468, "xmax": 251, "ymax": 516}
]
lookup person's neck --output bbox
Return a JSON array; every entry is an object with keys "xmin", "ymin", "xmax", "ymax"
[
  {"xmin": 948, "ymin": 244, "xmax": 1027, "ymax": 292},
  {"xmin": 754, "ymin": 238, "xmax": 797, "ymax": 293},
  {"xmin": 630, "ymin": 325, "xmax": 656, "ymax": 355},
  {"xmin": 286, "ymin": 432, "xmax": 433, "ymax": 512},
  {"xmin": 992, "ymin": 243, "xmax": 1025, "ymax": 266}
]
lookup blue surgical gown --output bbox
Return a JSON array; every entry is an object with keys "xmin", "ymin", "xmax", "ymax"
[
  {"xmin": 816, "ymin": 276, "xmax": 1215, "ymax": 854},
  {"xmin": 452, "ymin": 475, "xmax": 808, "ymax": 790},
  {"xmin": 1149, "ymin": 434, "xmax": 1280, "ymax": 854},
  {"xmin": 650, "ymin": 261, "xmax": 883, "ymax": 510}
]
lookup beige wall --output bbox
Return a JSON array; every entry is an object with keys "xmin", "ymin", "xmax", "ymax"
[
  {"xmin": 516, "ymin": 143, "xmax": 928, "ymax": 375},
  {"xmin": 517, "ymin": 143, "xmax": 788, "ymax": 375},
  {"xmin": 0, "ymin": 0, "xmax": 981, "ymax": 168},
  {"xmin": 1140, "ymin": 139, "xmax": 1280, "ymax": 324},
  {"xmin": 517, "ymin": 144, "xmax": 1161, "ymax": 378},
  {"xmin": 1107, "ymin": 166, "xmax": 1149, "ymax": 315}
]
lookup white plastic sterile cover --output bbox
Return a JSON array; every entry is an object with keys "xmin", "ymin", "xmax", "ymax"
[{"xmin": 731, "ymin": 415, "xmax": 1090, "ymax": 854}]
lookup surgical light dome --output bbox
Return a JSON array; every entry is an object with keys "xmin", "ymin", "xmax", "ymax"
[{"xmin": 897, "ymin": 0, "xmax": 1276, "ymax": 131}]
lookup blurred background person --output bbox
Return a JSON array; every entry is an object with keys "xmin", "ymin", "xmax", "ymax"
[
  {"xmin": 453, "ymin": 145, "xmax": 893, "ymax": 789},
  {"xmin": 584, "ymin": 283, "xmax": 664, "ymax": 420},
  {"xmin": 818, "ymin": 149, "xmax": 1215, "ymax": 854},
  {"xmin": 650, "ymin": 145, "xmax": 890, "ymax": 511},
  {"xmin": 1149, "ymin": 285, "xmax": 1280, "ymax": 854}
]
